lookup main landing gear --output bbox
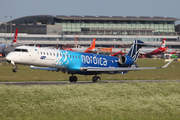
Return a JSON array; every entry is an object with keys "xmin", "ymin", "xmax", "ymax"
[
  {"xmin": 92, "ymin": 75, "xmax": 101, "ymax": 82},
  {"xmin": 69, "ymin": 74, "xmax": 101, "ymax": 83},
  {"xmin": 69, "ymin": 75, "xmax": 77, "ymax": 82}
]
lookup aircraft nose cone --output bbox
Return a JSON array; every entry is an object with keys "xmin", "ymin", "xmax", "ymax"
[{"xmin": 6, "ymin": 54, "xmax": 11, "ymax": 61}]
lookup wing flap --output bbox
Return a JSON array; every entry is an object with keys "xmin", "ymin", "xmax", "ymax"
[
  {"xmin": 30, "ymin": 66, "xmax": 58, "ymax": 71},
  {"xmin": 80, "ymin": 59, "xmax": 173, "ymax": 72},
  {"xmin": 81, "ymin": 67, "xmax": 157, "ymax": 72}
]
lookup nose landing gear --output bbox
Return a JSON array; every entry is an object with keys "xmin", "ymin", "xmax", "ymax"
[{"xmin": 11, "ymin": 61, "xmax": 17, "ymax": 73}]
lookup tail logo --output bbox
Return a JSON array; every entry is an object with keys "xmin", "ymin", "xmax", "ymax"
[
  {"xmin": 12, "ymin": 28, "xmax": 18, "ymax": 43},
  {"xmin": 127, "ymin": 40, "xmax": 144, "ymax": 62}
]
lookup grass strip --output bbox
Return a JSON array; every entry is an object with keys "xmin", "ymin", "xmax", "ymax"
[{"xmin": 0, "ymin": 82, "xmax": 180, "ymax": 119}]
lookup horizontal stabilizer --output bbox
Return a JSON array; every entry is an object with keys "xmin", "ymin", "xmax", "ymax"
[
  {"xmin": 161, "ymin": 59, "xmax": 174, "ymax": 68},
  {"xmin": 30, "ymin": 66, "xmax": 58, "ymax": 71}
]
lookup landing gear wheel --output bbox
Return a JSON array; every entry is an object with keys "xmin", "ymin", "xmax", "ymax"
[
  {"xmin": 97, "ymin": 76, "xmax": 101, "ymax": 82},
  {"xmin": 92, "ymin": 76, "xmax": 101, "ymax": 82},
  {"xmin": 12, "ymin": 68, "xmax": 17, "ymax": 73},
  {"xmin": 69, "ymin": 76, "xmax": 78, "ymax": 82},
  {"xmin": 92, "ymin": 77, "xmax": 96, "ymax": 82},
  {"xmin": 69, "ymin": 76, "xmax": 73, "ymax": 82},
  {"xmin": 73, "ymin": 76, "xmax": 77, "ymax": 82}
]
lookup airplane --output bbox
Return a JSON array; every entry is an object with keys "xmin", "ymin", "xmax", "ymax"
[
  {"xmin": 0, "ymin": 28, "xmax": 18, "ymax": 57},
  {"xmin": 64, "ymin": 38, "xmax": 96, "ymax": 53},
  {"xmin": 6, "ymin": 40, "xmax": 173, "ymax": 82},
  {"xmin": 139, "ymin": 39, "xmax": 167, "ymax": 57}
]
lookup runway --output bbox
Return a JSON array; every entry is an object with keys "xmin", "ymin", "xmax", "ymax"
[
  {"xmin": 1, "ymin": 80, "xmax": 180, "ymax": 86},
  {"xmin": 0, "ymin": 57, "xmax": 6, "ymax": 63}
]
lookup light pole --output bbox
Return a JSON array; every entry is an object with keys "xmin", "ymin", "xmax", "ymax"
[
  {"xmin": 10, "ymin": 16, "xmax": 13, "ymax": 40},
  {"xmin": 4, "ymin": 15, "xmax": 7, "ymax": 41}
]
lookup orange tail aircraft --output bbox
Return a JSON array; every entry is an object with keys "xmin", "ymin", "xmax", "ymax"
[{"xmin": 64, "ymin": 38, "xmax": 96, "ymax": 53}]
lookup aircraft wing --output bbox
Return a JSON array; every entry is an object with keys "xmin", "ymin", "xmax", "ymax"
[
  {"xmin": 80, "ymin": 59, "xmax": 173, "ymax": 72},
  {"xmin": 30, "ymin": 66, "xmax": 58, "ymax": 71}
]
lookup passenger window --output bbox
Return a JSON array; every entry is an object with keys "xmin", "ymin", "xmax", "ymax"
[
  {"xmin": 66, "ymin": 55, "xmax": 68, "ymax": 57},
  {"xmin": 41, "ymin": 52, "xmax": 42, "ymax": 55},
  {"xmin": 73, "ymin": 56, "xmax": 74, "ymax": 58},
  {"xmin": 70, "ymin": 55, "xmax": 71, "ymax": 58},
  {"xmin": 79, "ymin": 56, "xmax": 80, "ymax": 59},
  {"xmin": 57, "ymin": 54, "xmax": 59, "ymax": 57},
  {"xmin": 43, "ymin": 52, "xmax": 45, "ymax": 55},
  {"xmin": 53, "ymin": 53, "xmax": 55, "ymax": 56},
  {"xmin": 50, "ymin": 53, "xmax": 52, "ymax": 56},
  {"xmin": 47, "ymin": 52, "xmax": 49, "ymax": 55}
]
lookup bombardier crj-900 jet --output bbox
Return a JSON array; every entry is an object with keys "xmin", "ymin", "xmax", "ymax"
[{"xmin": 6, "ymin": 40, "xmax": 173, "ymax": 82}]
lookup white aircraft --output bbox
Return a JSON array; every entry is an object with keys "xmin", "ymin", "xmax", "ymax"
[
  {"xmin": 139, "ymin": 39, "xmax": 167, "ymax": 56},
  {"xmin": 6, "ymin": 40, "xmax": 173, "ymax": 82},
  {"xmin": 0, "ymin": 28, "xmax": 18, "ymax": 57}
]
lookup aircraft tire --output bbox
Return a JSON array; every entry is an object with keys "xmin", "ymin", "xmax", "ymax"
[
  {"xmin": 69, "ymin": 76, "xmax": 73, "ymax": 82},
  {"xmin": 92, "ymin": 77, "xmax": 96, "ymax": 82},
  {"xmin": 12, "ymin": 69, "xmax": 17, "ymax": 73},
  {"xmin": 73, "ymin": 76, "xmax": 77, "ymax": 82},
  {"xmin": 92, "ymin": 76, "xmax": 101, "ymax": 82},
  {"xmin": 97, "ymin": 76, "xmax": 101, "ymax": 82}
]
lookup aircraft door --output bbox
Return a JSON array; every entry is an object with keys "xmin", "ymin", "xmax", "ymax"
[{"xmin": 31, "ymin": 49, "xmax": 38, "ymax": 61}]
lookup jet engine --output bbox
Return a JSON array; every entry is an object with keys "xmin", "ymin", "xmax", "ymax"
[{"xmin": 118, "ymin": 55, "xmax": 134, "ymax": 66}]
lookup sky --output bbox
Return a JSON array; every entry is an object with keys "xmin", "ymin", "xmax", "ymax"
[{"xmin": 0, "ymin": 0, "xmax": 180, "ymax": 24}]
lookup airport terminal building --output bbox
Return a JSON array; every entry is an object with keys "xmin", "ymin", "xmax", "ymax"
[{"xmin": 0, "ymin": 15, "xmax": 180, "ymax": 48}]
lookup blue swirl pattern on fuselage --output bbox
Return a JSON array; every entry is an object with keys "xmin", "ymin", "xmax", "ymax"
[
  {"xmin": 55, "ymin": 50, "xmax": 82, "ymax": 71},
  {"xmin": 54, "ymin": 50, "xmax": 120, "ymax": 72}
]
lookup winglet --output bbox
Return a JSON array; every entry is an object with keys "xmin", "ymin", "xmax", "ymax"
[
  {"xmin": 157, "ymin": 59, "xmax": 174, "ymax": 69},
  {"xmin": 12, "ymin": 28, "xmax": 18, "ymax": 44},
  {"xmin": 160, "ymin": 39, "xmax": 166, "ymax": 48}
]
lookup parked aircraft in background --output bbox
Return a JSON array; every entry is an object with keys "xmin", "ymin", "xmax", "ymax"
[
  {"xmin": 6, "ymin": 40, "xmax": 173, "ymax": 82},
  {"xmin": 64, "ymin": 38, "xmax": 96, "ymax": 53},
  {"xmin": 139, "ymin": 39, "xmax": 167, "ymax": 57},
  {"xmin": 111, "ymin": 51, "xmax": 125, "ymax": 56},
  {"xmin": 0, "ymin": 28, "xmax": 18, "ymax": 57}
]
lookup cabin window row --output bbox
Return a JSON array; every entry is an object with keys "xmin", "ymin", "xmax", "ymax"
[{"xmin": 39, "ymin": 52, "xmax": 81, "ymax": 59}]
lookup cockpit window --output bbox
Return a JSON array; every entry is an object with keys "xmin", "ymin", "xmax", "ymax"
[
  {"xmin": 14, "ymin": 49, "xmax": 21, "ymax": 52},
  {"xmin": 14, "ymin": 49, "xmax": 28, "ymax": 52},
  {"xmin": 22, "ymin": 49, "xmax": 28, "ymax": 52}
]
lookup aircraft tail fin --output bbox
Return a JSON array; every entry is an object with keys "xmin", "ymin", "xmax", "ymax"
[
  {"xmin": 160, "ymin": 39, "xmax": 166, "ymax": 48},
  {"xmin": 126, "ymin": 40, "xmax": 144, "ymax": 62},
  {"xmin": 84, "ymin": 38, "xmax": 96, "ymax": 53},
  {"xmin": 12, "ymin": 28, "xmax": 18, "ymax": 44}
]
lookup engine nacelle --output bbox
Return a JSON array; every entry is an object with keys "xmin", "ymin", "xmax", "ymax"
[{"xmin": 118, "ymin": 55, "xmax": 134, "ymax": 66}]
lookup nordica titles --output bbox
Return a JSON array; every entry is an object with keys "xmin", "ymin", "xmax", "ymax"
[{"xmin": 81, "ymin": 55, "xmax": 107, "ymax": 66}]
